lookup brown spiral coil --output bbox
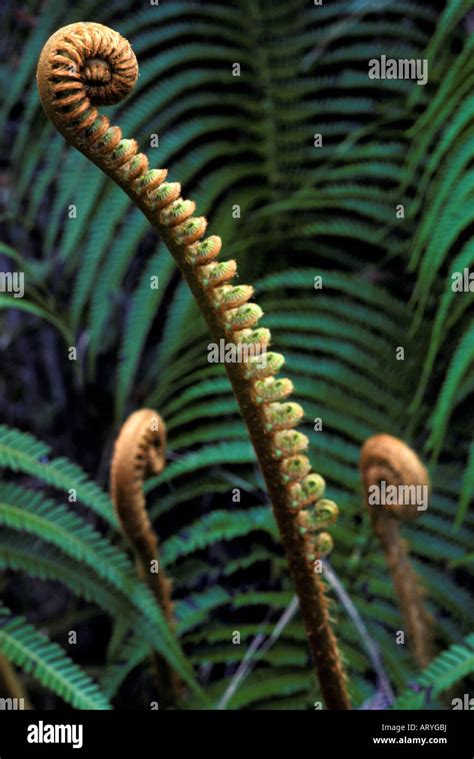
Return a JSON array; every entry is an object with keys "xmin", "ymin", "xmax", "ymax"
[
  {"xmin": 111, "ymin": 409, "xmax": 170, "ymax": 617},
  {"xmin": 110, "ymin": 409, "xmax": 181, "ymax": 705},
  {"xmin": 37, "ymin": 23, "xmax": 163, "ymax": 199},
  {"xmin": 361, "ymin": 433, "xmax": 430, "ymax": 521},
  {"xmin": 360, "ymin": 434, "xmax": 434, "ymax": 668},
  {"xmin": 37, "ymin": 22, "xmax": 138, "ymax": 123}
]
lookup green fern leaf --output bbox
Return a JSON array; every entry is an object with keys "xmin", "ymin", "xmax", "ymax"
[{"xmin": 0, "ymin": 603, "xmax": 112, "ymax": 710}]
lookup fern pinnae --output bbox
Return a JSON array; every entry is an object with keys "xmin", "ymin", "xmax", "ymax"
[
  {"xmin": 281, "ymin": 455, "xmax": 311, "ymax": 482},
  {"xmin": 0, "ymin": 603, "xmax": 112, "ymax": 710},
  {"xmin": 254, "ymin": 377, "xmax": 294, "ymax": 404},
  {"xmin": 214, "ymin": 285, "xmax": 255, "ymax": 310},
  {"xmin": 393, "ymin": 633, "xmax": 474, "ymax": 710},
  {"xmin": 234, "ymin": 327, "xmax": 271, "ymax": 347},
  {"xmin": 198, "ymin": 260, "xmax": 237, "ymax": 287},
  {"xmin": 37, "ymin": 23, "xmax": 349, "ymax": 709}
]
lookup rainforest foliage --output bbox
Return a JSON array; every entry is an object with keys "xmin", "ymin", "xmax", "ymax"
[{"xmin": 0, "ymin": 0, "xmax": 473, "ymax": 710}]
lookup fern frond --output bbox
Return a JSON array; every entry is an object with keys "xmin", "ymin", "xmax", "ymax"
[
  {"xmin": 393, "ymin": 634, "xmax": 474, "ymax": 710},
  {"xmin": 0, "ymin": 603, "xmax": 111, "ymax": 710},
  {"xmin": 161, "ymin": 507, "xmax": 277, "ymax": 566},
  {"xmin": 0, "ymin": 425, "xmax": 117, "ymax": 527}
]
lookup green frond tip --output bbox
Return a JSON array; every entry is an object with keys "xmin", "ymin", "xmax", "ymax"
[
  {"xmin": 198, "ymin": 260, "xmax": 237, "ymax": 287},
  {"xmin": 234, "ymin": 327, "xmax": 271, "ymax": 347},
  {"xmin": 135, "ymin": 168, "xmax": 168, "ymax": 191},
  {"xmin": 264, "ymin": 402, "xmax": 304, "ymax": 432},
  {"xmin": 172, "ymin": 216, "xmax": 207, "ymax": 246},
  {"xmin": 184, "ymin": 235, "xmax": 222, "ymax": 264},
  {"xmin": 254, "ymin": 377, "xmax": 294, "ymax": 403},
  {"xmin": 224, "ymin": 303, "xmax": 263, "ymax": 330},
  {"xmin": 111, "ymin": 138, "xmax": 136, "ymax": 165},
  {"xmin": 314, "ymin": 532, "xmax": 334, "ymax": 558},
  {"xmin": 273, "ymin": 430, "xmax": 309, "ymax": 457},
  {"xmin": 244, "ymin": 352, "xmax": 284, "ymax": 380},
  {"xmin": 215, "ymin": 285, "xmax": 254, "ymax": 310},
  {"xmin": 313, "ymin": 499, "xmax": 339, "ymax": 529},
  {"xmin": 281, "ymin": 455, "xmax": 312, "ymax": 482},
  {"xmin": 159, "ymin": 198, "xmax": 195, "ymax": 227},
  {"xmin": 0, "ymin": 603, "xmax": 112, "ymax": 710},
  {"xmin": 289, "ymin": 473, "xmax": 326, "ymax": 509},
  {"xmin": 150, "ymin": 181, "xmax": 181, "ymax": 209}
]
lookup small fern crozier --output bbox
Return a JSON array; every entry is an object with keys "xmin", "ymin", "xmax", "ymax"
[{"xmin": 110, "ymin": 409, "xmax": 182, "ymax": 706}]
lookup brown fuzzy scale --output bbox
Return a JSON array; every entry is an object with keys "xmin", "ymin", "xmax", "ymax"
[
  {"xmin": 110, "ymin": 409, "xmax": 182, "ymax": 705},
  {"xmin": 37, "ymin": 23, "xmax": 349, "ymax": 709},
  {"xmin": 360, "ymin": 434, "xmax": 434, "ymax": 669}
]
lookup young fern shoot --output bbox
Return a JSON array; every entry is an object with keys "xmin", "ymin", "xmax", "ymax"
[
  {"xmin": 37, "ymin": 22, "xmax": 350, "ymax": 709},
  {"xmin": 360, "ymin": 434, "xmax": 434, "ymax": 669},
  {"xmin": 111, "ymin": 409, "xmax": 181, "ymax": 706}
]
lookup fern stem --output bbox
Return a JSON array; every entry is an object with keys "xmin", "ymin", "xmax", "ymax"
[
  {"xmin": 37, "ymin": 22, "xmax": 350, "ymax": 709},
  {"xmin": 110, "ymin": 409, "xmax": 181, "ymax": 706},
  {"xmin": 360, "ymin": 434, "xmax": 434, "ymax": 669}
]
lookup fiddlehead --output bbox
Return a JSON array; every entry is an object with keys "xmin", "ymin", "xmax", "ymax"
[
  {"xmin": 110, "ymin": 408, "xmax": 180, "ymax": 705},
  {"xmin": 38, "ymin": 23, "xmax": 349, "ymax": 709},
  {"xmin": 360, "ymin": 434, "xmax": 434, "ymax": 669}
]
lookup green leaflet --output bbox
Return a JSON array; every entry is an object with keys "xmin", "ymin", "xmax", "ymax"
[
  {"xmin": 0, "ymin": 603, "xmax": 112, "ymax": 710},
  {"xmin": 0, "ymin": 441, "xmax": 205, "ymax": 699},
  {"xmin": 427, "ymin": 326, "xmax": 474, "ymax": 459},
  {"xmin": 144, "ymin": 441, "xmax": 256, "ymax": 493},
  {"xmin": 161, "ymin": 507, "xmax": 277, "ymax": 566},
  {"xmin": 0, "ymin": 489, "xmax": 204, "ymax": 699},
  {"xmin": 0, "ymin": 483, "xmax": 129, "ymax": 577},
  {"xmin": 393, "ymin": 634, "xmax": 474, "ymax": 710},
  {"xmin": 454, "ymin": 443, "xmax": 474, "ymax": 531},
  {"xmin": 0, "ymin": 295, "xmax": 72, "ymax": 343},
  {"xmin": 0, "ymin": 531, "xmax": 149, "ymax": 622},
  {"xmin": 0, "ymin": 425, "xmax": 118, "ymax": 527},
  {"xmin": 115, "ymin": 251, "xmax": 175, "ymax": 419}
]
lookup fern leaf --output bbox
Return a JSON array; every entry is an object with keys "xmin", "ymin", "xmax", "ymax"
[
  {"xmin": 393, "ymin": 634, "xmax": 474, "ymax": 710},
  {"xmin": 0, "ymin": 603, "xmax": 112, "ymax": 710}
]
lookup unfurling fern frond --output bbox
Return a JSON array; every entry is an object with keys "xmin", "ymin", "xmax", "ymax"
[
  {"xmin": 360, "ymin": 434, "xmax": 434, "ymax": 669},
  {"xmin": 111, "ymin": 408, "xmax": 181, "ymax": 705},
  {"xmin": 37, "ymin": 21, "xmax": 349, "ymax": 709}
]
